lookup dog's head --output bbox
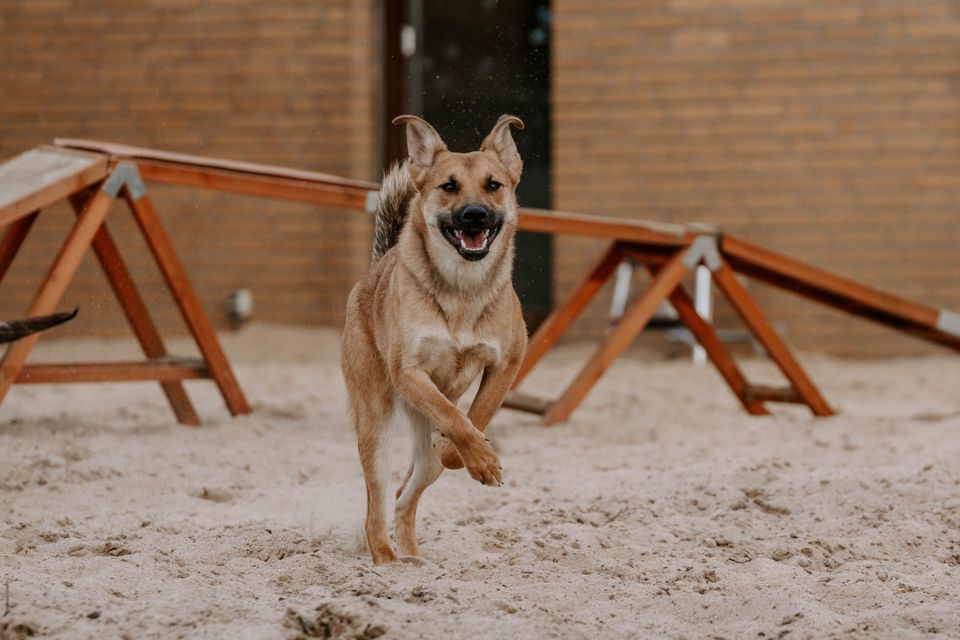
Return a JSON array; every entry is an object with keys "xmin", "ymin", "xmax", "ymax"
[{"xmin": 393, "ymin": 114, "xmax": 523, "ymax": 265}]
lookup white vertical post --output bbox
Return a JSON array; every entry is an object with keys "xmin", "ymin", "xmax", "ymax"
[
  {"xmin": 609, "ymin": 261, "xmax": 633, "ymax": 323},
  {"xmin": 692, "ymin": 264, "xmax": 713, "ymax": 366}
]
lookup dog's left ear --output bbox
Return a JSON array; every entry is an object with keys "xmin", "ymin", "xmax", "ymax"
[
  {"xmin": 481, "ymin": 115, "xmax": 524, "ymax": 184},
  {"xmin": 393, "ymin": 115, "xmax": 447, "ymax": 187}
]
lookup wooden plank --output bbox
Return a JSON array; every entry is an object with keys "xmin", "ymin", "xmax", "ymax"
[
  {"xmin": 123, "ymin": 190, "xmax": 251, "ymax": 417},
  {"xmin": 54, "ymin": 138, "xmax": 377, "ymax": 210},
  {"xmin": 542, "ymin": 248, "xmax": 691, "ymax": 425},
  {"xmin": 723, "ymin": 235, "xmax": 937, "ymax": 326},
  {"xmin": 133, "ymin": 160, "xmax": 373, "ymax": 211},
  {"xmin": 712, "ymin": 258, "xmax": 834, "ymax": 417},
  {"xmin": 68, "ymin": 192, "xmax": 201, "ymax": 426},
  {"xmin": 501, "ymin": 390, "xmax": 552, "ymax": 415},
  {"xmin": 17, "ymin": 359, "xmax": 208, "ymax": 384},
  {"xmin": 513, "ymin": 242, "xmax": 624, "ymax": 387},
  {"xmin": 0, "ymin": 211, "xmax": 38, "ymax": 282},
  {"xmin": 0, "ymin": 147, "xmax": 109, "ymax": 226},
  {"xmin": 54, "ymin": 138, "xmax": 379, "ymax": 191},
  {"xmin": 721, "ymin": 235, "xmax": 957, "ymax": 350},
  {"xmin": 0, "ymin": 187, "xmax": 115, "ymax": 404},
  {"xmin": 134, "ymin": 161, "xmax": 700, "ymax": 246},
  {"xmin": 132, "ymin": 161, "xmax": 700, "ymax": 249},
  {"xmin": 55, "ymin": 137, "xmax": 704, "ymax": 246},
  {"xmin": 518, "ymin": 208, "xmax": 695, "ymax": 247},
  {"xmin": 743, "ymin": 384, "xmax": 803, "ymax": 404},
  {"xmin": 46, "ymin": 138, "xmax": 720, "ymax": 256}
]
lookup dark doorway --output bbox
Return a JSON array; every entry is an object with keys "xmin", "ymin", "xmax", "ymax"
[{"xmin": 382, "ymin": 0, "xmax": 553, "ymax": 330}]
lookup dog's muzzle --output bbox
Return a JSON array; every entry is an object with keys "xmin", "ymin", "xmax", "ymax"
[{"xmin": 438, "ymin": 205, "xmax": 504, "ymax": 261}]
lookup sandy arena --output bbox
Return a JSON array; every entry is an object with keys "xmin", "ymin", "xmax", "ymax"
[{"xmin": 2, "ymin": 324, "xmax": 959, "ymax": 639}]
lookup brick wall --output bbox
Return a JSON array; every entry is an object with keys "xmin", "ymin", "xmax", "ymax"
[
  {"xmin": 4, "ymin": 1, "xmax": 959, "ymax": 358},
  {"xmin": 552, "ymin": 0, "xmax": 960, "ymax": 356},
  {"xmin": 0, "ymin": 1, "xmax": 375, "ymax": 337}
]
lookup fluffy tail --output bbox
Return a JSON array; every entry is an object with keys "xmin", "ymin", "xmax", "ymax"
[
  {"xmin": 372, "ymin": 161, "xmax": 415, "ymax": 264},
  {"xmin": 0, "ymin": 308, "xmax": 78, "ymax": 344}
]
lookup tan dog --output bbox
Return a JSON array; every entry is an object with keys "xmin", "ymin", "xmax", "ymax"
[{"xmin": 341, "ymin": 115, "xmax": 528, "ymax": 565}]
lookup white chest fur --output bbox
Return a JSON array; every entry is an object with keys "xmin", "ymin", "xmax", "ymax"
[{"xmin": 410, "ymin": 330, "xmax": 502, "ymax": 399}]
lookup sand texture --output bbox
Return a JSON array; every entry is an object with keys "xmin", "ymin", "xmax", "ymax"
[{"xmin": 2, "ymin": 324, "xmax": 959, "ymax": 639}]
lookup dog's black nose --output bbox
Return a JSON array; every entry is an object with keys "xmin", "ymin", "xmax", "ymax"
[{"xmin": 460, "ymin": 205, "xmax": 488, "ymax": 225}]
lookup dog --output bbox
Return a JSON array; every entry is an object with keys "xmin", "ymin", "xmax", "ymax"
[
  {"xmin": 340, "ymin": 115, "xmax": 528, "ymax": 565},
  {"xmin": 0, "ymin": 309, "xmax": 77, "ymax": 344}
]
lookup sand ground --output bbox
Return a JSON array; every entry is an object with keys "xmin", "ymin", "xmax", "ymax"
[{"xmin": 2, "ymin": 324, "xmax": 959, "ymax": 639}]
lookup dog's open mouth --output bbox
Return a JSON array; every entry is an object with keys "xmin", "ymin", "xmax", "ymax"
[{"xmin": 440, "ymin": 222, "xmax": 502, "ymax": 261}]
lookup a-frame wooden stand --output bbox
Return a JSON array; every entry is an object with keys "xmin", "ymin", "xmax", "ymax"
[
  {"xmin": 504, "ymin": 234, "xmax": 834, "ymax": 425},
  {"xmin": 0, "ymin": 146, "xmax": 250, "ymax": 425}
]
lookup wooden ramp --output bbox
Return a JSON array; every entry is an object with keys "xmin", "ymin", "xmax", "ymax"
[
  {"xmin": 49, "ymin": 138, "xmax": 960, "ymax": 424},
  {"xmin": 0, "ymin": 146, "xmax": 251, "ymax": 425}
]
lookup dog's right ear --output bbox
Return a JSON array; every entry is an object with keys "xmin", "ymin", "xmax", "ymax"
[
  {"xmin": 392, "ymin": 115, "xmax": 447, "ymax": 186},
  {"xmin": 481, "ymin": 115, "xmax": 524, "ymax": 185}
]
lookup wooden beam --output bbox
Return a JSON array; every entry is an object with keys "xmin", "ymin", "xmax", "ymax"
[
  {"xmin": 513, "ymin": 242, "xmax": 624, "ymax": 387},
  {"xmin": 640, "ymin": 261, "xmax": 769, "ymax": 416},
  {"xmin": 722, "ymin": 234, "xmax": 960, "ymax": 351},
  {"xmin": 0, "ymin": 211, "xmax": 38, "ymax": 282},
  {"xmin": 17, "ymin": 359, "xmax": 208, "ymax": 384},
  {"xmin": 543, "ymin": 248, "xmax": 692, "ymax": 425},
  {"xmin": 742, "ymin": 384, "xmax": 803, "ymax": 404},
  {"xmin": 501, "ymin": 390, "xmax": 552, "ymax": 415},
  {"xmin": 0, "ymin": 147, "xmax": 109, "ymax": 227},
  {"xmin": 54, "ymin": 137, "xmax": 379, "ymax": 191},
  {"xmin": 54, "ymin": 137, "xmax": 377, "ymax": 211},
  {"xmin": 123, "ymin": 190, "xmax": 251, "ymax": 417},
  {"xmin": 0, "ymin": 187, "xmax": 116, "ymax": 404},
  {"xmin": 69, "ymin": 192, "xmax": 201, "ymax": 426},
  {"xmin": 518, "ymin": 208, "xmax": 695, "ymax": 247},
  {"xmin": 712, "ymin": 258, "xmax": 834, "ymax": 417},
  {"xmin": 134, "ymin": 160, "xmax": 373, "ymax": 211}
]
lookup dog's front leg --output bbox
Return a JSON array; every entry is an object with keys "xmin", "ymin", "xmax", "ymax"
[
  {"xmin": 434, "ymin": 357, "xmax": 523, "ymax": 470},
  {"xmin": 395, "ymin": 367, "xmax": 502, "ymax": 486},
  {"xmin": 469, "ymin": 356, "xmax": 524, "ymax": 432}
]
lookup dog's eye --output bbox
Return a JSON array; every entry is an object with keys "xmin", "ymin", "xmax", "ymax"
[
  {"xmin": 486, "ymin": 180, "xmax": 502, "ymax": 192},
  {"xmin": 439, "ymin": 181, "xmax": 459, "ymax": 194}
]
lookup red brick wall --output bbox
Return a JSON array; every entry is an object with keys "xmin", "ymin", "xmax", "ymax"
[
  {"xmin": 4, "ymin": 1, "xmax": 959, "ymax": 358},
  {"xmin": 0, "ymin": 1, "xmax": 375, "ymax": 336},
  {"xmin": 552, "ymin": 0, "xmax": 960, "ymax": 356}
]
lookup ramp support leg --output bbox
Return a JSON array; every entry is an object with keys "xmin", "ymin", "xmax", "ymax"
[
  {"xmin": 543, "ymin": 248, "xmax": 691, "ymax": 425},
  {"xmin": 712, "ymin": 258, "xmax": 833, "ymax": 417}
]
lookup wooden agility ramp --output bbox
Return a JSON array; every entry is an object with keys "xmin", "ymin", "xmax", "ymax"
[
  {"xmin": 0, "ymin": 146, "xmax": 251, "ymax": 425},
  {"xmin": 504, "ymin": 229, "xmax": 960, "ymax": 424},
  {"xmin": 40, "ymin": 138, "xmax": 960, "ymax": 426}
]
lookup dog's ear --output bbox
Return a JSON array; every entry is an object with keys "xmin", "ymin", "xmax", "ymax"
[
  {"xmin": 480, "ymin": 115, "xmax": 524, "ymax": 184},
  {"xmin": 392, "ymin": 115, "xmax": 447, "ymax": 185}
]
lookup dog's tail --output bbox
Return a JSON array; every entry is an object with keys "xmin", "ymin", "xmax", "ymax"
[
  {"xmin": 372, "ymin": 161, "xmax": 415, "ymax": 264},
  {"xmin": 0, "ymin": 308, "xmax": 78, "ymax": 344}
]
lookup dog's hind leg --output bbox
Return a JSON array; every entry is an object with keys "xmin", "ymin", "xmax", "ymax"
[
  {"xmin": 353, "ymin": 392, "xmax": 399, "ymax": 565},
  {"xmin": 395, "ymin": 407, "xmax": 444, "ymax": 558},
  {"xmin": 396, "ymin": 459, "xmax": 415, "ymax": 500}
]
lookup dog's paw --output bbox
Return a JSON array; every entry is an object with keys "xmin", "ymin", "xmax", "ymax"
[
  {"xmin": 460, "ymin": 437, "xmax": 502, "ymax": 487},
  {"xmin": 434, "ymin": 439, "xmax": 464, "ymax": 469},
  {"xmin": 431, "ymin": 430, "xmax": 464, "ymax": 469}
]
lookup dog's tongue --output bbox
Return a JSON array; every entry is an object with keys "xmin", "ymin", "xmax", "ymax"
[{"xmin": 459, "ymin": 231, "xmax": 487, "ymax": 250}]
